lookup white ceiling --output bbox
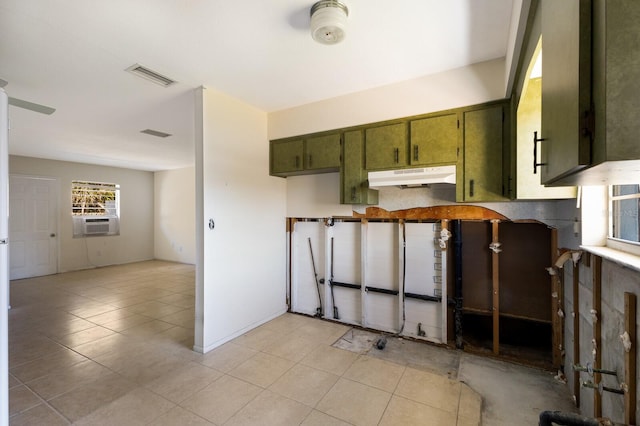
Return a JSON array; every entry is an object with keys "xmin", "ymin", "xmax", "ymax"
[{"xmin": 0, "ymin": 0, "xmax": 517, "ymax": 172}]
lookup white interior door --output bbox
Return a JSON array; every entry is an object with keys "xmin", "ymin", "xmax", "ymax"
[{"xmin": 9, "ymin": 175, "xmax": 58, "ymax": 280}]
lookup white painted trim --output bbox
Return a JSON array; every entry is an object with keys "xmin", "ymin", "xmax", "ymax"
[
  {"xmin": 581, "ymin": 245, "xmax": 640, "ymax": 272},
  {"xmin": 0, "ymin": 88, "xmax": 9, "ymax": 426}
]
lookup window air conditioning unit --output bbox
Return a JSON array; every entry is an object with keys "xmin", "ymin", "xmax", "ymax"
[{"xmin": 73, "ymin": 217, "xmax": 120, "ymax": 238}]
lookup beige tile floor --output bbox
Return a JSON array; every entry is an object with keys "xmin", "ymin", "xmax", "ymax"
[{"xmin": 7, "ymin": 260, "xmax": 483, "ymax": 425}]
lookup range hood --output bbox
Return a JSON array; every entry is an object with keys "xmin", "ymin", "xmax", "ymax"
[{"xmin": 368, "ymin": 165, "xmax": 456, "ymax": 188}]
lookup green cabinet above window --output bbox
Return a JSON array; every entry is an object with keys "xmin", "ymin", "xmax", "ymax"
[
  {"xmin": 409, "ymin": 113, "xmax": 459, "ymax": 166},
  {"xmin": 364, "ymin": 123, "xmax": 408, "ymax": 170}
]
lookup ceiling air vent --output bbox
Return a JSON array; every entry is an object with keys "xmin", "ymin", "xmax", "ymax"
[
  {"xmin": 125, "ymin": 64, "xmax": 176, "ymax": 87},
  {"xmin": 140, "ymin": 129, "xmax": 172, "ymax": 138}
]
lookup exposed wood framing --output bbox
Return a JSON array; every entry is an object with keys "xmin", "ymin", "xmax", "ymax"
[
  {"xmin": 352, "ymin": 206, "xmax": 508, "ymax": 221},
  {"xmin": 550, "ymin": 229, "xmax": 562, "ymax": 368},
  {"xmin": 624, "ymin": 292, "xmax": 636, "ymax": 425},
  {"xmin": 592, "ymin": 256, "xmax": 602, "ymax": 417},
  {"xmin": 491, "ymin": 220, "xmax": 500, "ymax": 355},
  {"xmin": 573, "ymin": 260, "xmax": 581, "ymax": 408}
]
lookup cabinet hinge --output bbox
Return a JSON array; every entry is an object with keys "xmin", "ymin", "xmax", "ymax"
[{"xmin": 582, "ymin": 107, "xmax": 595, "ymax": 139}]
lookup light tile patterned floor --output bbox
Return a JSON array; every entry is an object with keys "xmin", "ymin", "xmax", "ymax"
[{"xmin": 8, "ymin": 260, "xmax": 481, "ymax": 425}]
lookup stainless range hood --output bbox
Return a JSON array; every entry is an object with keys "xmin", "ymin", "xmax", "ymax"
[{"xmin": 368, "ymin": 165, "xmax": 456, "ymax": 188}]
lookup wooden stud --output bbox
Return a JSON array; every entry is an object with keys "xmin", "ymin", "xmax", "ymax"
[
  {"xmin": 491, "ymin": 220, "xmax": 500, "ymax": 355},
  {"xmin": 550, "ymin": 228, "xmax": 562, "ymax": 368},
  {"xmin": 624, "ymin": 292, "xmax": 636, "ymax": 426},
  {"xmin": 592, "ymin": 256, "xmax": 602, "ymax": 418},
  {"xmin": 573, "ymin": 260, "xmax": 580, "ymax": 408}
]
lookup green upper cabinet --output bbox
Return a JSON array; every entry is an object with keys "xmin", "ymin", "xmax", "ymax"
[
  {"xmin": 304, "ymin": 133, "xmax": 341, "ymax": 171},
  {"xmin": 270, "ymin": 139, "xmax": 304, "ymax": 175},
  {"xmin": 364, "ymin": 123, "xmax": 408, "ymax": 170},
  {"xmin": 457, "ymin": 103, "xmax": 510, "ymax": 202},
  {"xmin": 409, "ymin": 113, "xmax": 459, "ymax": 166},
  {"xmin": 539, "ymin": 0, "xmax": 592, "ymax": 185},
  {"xmin": 270, "ymin": 133, "xmax": 340, "ymax": 177},
  {"xmin": 539, "ymin": 0, "xmax": 640, "ymax": 186},
  {"xmin": 341, "ymin": 130, "xmax": 378, "ymax": 205}
]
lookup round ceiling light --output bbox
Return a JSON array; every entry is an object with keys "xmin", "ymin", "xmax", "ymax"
[{"xmin": 310, "ymin": 0, "xmax": 349, "ymax": 45}]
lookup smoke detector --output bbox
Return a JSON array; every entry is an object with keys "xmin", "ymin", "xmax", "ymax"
[{"xmin": 310, "ymin": 0, "xmax": 349, "ymax": 45}]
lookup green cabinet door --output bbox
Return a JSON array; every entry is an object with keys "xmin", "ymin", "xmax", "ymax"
[
  {"xmin": 270, "ymin": 139, "xmax": 303, "ymax": 175},
  {"xmin": 342, "ymin": 130, "xmax": 378, "ymax": 205},
  {"xmin": 458, "ymin": 105, "xmax": 508, "ymax": 202},
  {"xmin": 364, "ymin": 123, "xmax": 408, "ymax": 170},
  {"xmin": 409, "ymin": 113, "xmax": 459, "ymax": 166},
  {"xmin": 305, "ymin": 133, "xmax": 341, "ymax": 171},
  {"xmin": 540, "ymin": 0, "xmax": 592, "ymax": 184}
]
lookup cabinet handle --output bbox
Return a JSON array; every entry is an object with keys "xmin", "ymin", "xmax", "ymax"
[
  {"xmin": 308, "ymin": 154, "xmax": 312, "ymax": 168},
  {"xmin": 351, "ymin": 186, "xmax": 356, "ymax": 201},
  {"xmin": 394, "ymin": 148, "xmax": 399, "ymax": 164},
  {"xmin": 413, "ymin": 145, "xmax": 419, "ymax": 162},
  {"xmin": 295, "ymin": 155, "xmax": 300, "ymax": 169},
  {"xmin": 469, "ymin": 179, "xmax": 474, "ymax": 198},
  {"xmin": 533, "ymin": 131, "xmax": 547, "ymax": 174}
]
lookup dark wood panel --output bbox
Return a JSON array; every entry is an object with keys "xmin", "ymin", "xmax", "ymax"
[
  {"xmin": 461, "ymin": 221, "xmax": 492, "ymax": 311},
  {"xmin": 498, "ymin": 222, "xmax": 551, "ymax": 323}
]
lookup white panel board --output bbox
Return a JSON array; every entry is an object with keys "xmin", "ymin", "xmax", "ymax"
[
  {"xmin": 364, "ymin": 222, "xmax": 400, "ymax": 332},
  {"xmin": 327, "ymin": 221, "xmax": 361, "ymax": 325},
  {"xmin": 403, "ymin": 222, "xmax": 445, "ymax": 343},
  {"xmin": 291, "ymin": 220, "xmax": 326, "ymax": 317}
]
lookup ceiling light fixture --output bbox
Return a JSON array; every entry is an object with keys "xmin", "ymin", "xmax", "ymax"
[{"xmin": 310, "ymin": 0, "xmax": 349, "ymax": 45}]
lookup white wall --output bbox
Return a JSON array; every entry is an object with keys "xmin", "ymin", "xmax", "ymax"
[
  {"xmin": 194, "ymin": 87, "xmax": 287, "ymax": 353},
  {"xmin": 9, "ymin": 155, "xmax": 154, "ymax": 272},
  {"xmin": 268, "ymin": 58, "xmax": 506, "ymax": 140},
  {"xmin": 154, "ymin": 167, "xmax": 195, "ymax": 264}
]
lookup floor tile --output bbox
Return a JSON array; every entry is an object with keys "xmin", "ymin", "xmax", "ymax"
[
  {"xmin": 300, "ymin": 410, "xmax": 352, "ymax": 426},
  {"xmin": 269, "ymin": 363, "xmax": 339, "ymax": 406},
  {"xmin": 56, "ymin": 325, "xmax": 116, "ymax": 347},
  {"xmin": 316, "ymin": 378, "xmax": 391, "ymax": 426},
  {"xmin": 9, "ymin": 385, "xmax": 41, "ymax": 417},
  {"xmin": 229, "ymin": 352, "xmax": 295, "ymax": 388},
  {"xmin": 73, "ymin": 387, "xmax": 175, "ymax": 425},
  {"xmin": 10, "ymin": 347, "xmax": 87, "ymax": 383},
  {"xmin": 70, "ymin": 333, "xmax": 138, "ymax": 359},
  {"xmin": 225, "ymin": 389, "xmax": 312, "ymax": 426},
  {"xmin": 300, "ymin": 345, "xmax": 358, "ymax": 376},
  {"xmin": 343, "ymin": 355, "xmax": 405, "ymax": 392},
  {"xmin": 48, "ymin": 372, "xmax": 136, "ymax": 422},
  {"xmin": 395, "ymin": 367, "xmax": 461, "ymax": 414},
  {"xmin": 151, "ymin": 406, "xmax": 214, "ymax": 425},
  {"xmin": 25, "ymin": 359, "xmax": 113, "ymax": 400},
  {"xmin": 180, "ymin": 374, "xmax": 262, "ymax": 424},
  {"xmin": 262, "ymin": 333, "xmax": 320, "ymax": 362},
  {"xmin": 233, "ymin": 326, "xmax": 281, "ymax": 351},
  {"xmin": 379, "ymin": 395, "xmax": 456, "ymax": 426},
  {"xmin": 8, "ymin": 403, "xmax": 69, "ymax": 426},
  {"xmin": 145, "ymin": 361, "xmax": 223, "ymax": 403},
  {"xmin": 199, "ymin": 341, "xmax": 258, "ymax": 373}
]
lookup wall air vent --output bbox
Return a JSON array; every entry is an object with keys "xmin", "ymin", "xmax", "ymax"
[
  {"xmin": 125, "ymin": 64, "xmax": 176, "ymax": 87},
  {"xmin": 140, "ymin": 129, "xmax": 172, "ymax": 138}
]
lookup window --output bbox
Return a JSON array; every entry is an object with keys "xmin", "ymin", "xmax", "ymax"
[
  {"xmin": 71, "ymin": 180, "xmax": 120, "ymax": 237},
  {"xmin": 71, "ymin": 180, "xmax": 119, "ymax": 217},
  {"xmin": 609, "ymin": 184, "xmax": 640, "ymax": 244}
]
